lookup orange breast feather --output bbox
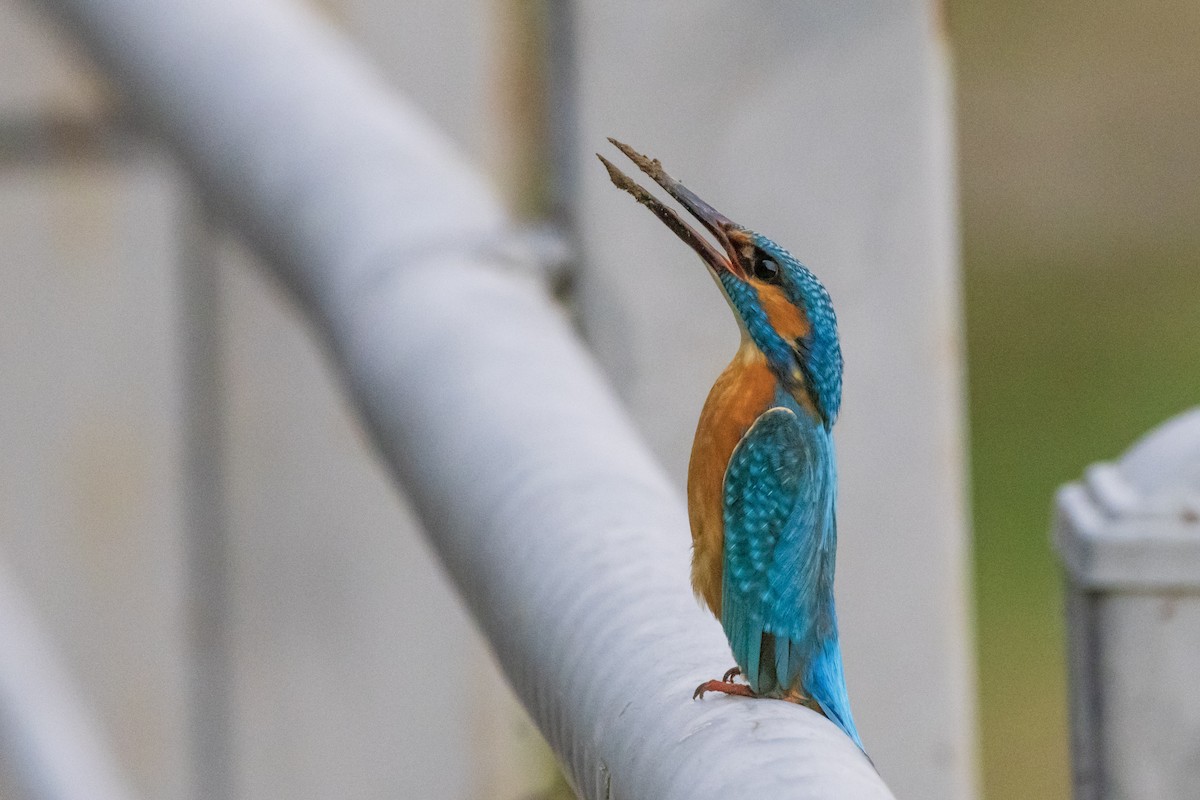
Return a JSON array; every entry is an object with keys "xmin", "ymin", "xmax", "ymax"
[{"xmin": 686, "ymin": 344, "xmax": 778, "ymax": 616}]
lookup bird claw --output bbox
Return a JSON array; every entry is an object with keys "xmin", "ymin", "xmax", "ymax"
[
  {"xmin": 693, "ymin": 679, "xmax": 755, "ymax": 700},
  {"xmin": 692, "ymin": 666, "xmax": 747, "ymax": 699}
]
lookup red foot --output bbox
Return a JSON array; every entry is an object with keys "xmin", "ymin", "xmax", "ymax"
[
  {"xmin": 722, "ymin": 666, "xmax": 742, "ymax": 683},
  {"xmin": 693, "ymin": 679, "xmax": 756, "ymax": 700}
]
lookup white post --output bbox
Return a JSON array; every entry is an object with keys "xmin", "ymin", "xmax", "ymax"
[
  {"xmin": 0, "ymin": 126, "xmax": 192, "ymax": 800},
  {"xmin": 2, "ymin": 4, "xmax": 211, "ymax": 798},
  {"xmin": 570, "ymin": 4, "xmax": 977, "ymax": 797},
  {"xmin": 1054, "ymin": 407, "xmax": 1200, "ymax": 800}
]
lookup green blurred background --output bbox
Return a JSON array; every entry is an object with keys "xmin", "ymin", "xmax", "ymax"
[{"xmin": 951, "ymin": 1, "xmax": 1200, "ymax": 797}]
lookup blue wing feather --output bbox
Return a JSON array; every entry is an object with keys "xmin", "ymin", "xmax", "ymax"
[{"xmin": 721, "ymin": 398, "xmax": 863, "ymax": 751}]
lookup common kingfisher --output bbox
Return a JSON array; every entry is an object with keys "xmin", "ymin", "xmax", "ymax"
[{"xmin": 598, "ymin": 139, "xmax": 863, "ymax": 751}]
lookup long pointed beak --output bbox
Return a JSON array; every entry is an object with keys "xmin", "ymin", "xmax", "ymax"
[{"xmin": 597, "ymin": 138, "xmax": 745, "ymax": 279}]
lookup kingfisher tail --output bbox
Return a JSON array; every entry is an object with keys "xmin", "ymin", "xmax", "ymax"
[{"xmin": 807, "ymin": 635, "xmax": 865, "ymax": 752}]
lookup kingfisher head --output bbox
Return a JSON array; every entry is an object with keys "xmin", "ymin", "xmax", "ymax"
[{"xmin": 598, "ymin": 139, "xmax": 843, "ymax": 426}]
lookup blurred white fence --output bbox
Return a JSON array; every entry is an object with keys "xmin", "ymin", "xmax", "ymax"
[
  {"xmin": 1055, "ymin": 408, "xmax": 1200, "ymax": 800},
  {"xmin": 0, "ymin": 0, "xmax": 973, "ymax": 798}
]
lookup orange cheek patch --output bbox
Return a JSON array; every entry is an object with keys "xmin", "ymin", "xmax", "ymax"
[{"xmin": 757, "ymin": 284, "xmax": 811, "ymax": 343}]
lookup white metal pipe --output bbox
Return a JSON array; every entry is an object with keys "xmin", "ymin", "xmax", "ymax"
[
  {"xmin": 0, "ymin": 555, "xmax": 139, "ymax": 800},
  {"xmin": 30, "ymin": 0, "xmax": 892, "ymax": 795}
]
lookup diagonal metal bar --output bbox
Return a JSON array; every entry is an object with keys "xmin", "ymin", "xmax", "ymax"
[
  {"xmin": 28, "ymin": 0, "xmax": 893, "ymax": 796},
  {"xmin": 0, "ymin": 554, "xmax": 139, "ymax": 800}
]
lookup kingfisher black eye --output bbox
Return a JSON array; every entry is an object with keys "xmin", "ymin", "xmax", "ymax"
[{"xmin": 753, "ymin": 253, "xmax": 781, "ymax": 283}]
